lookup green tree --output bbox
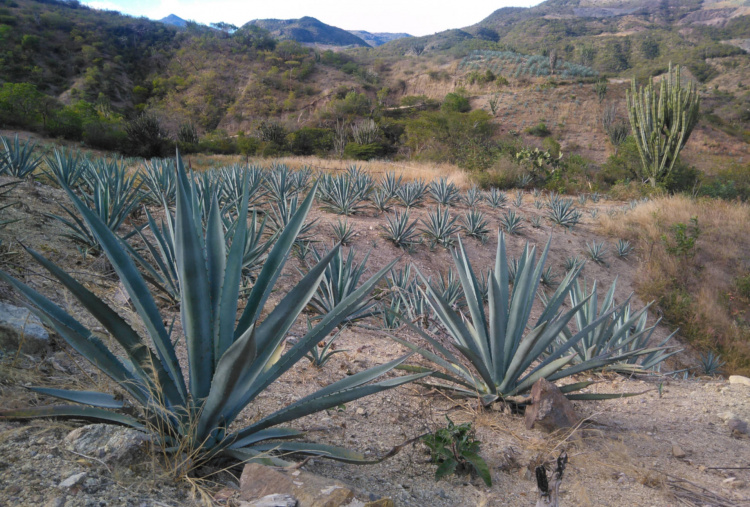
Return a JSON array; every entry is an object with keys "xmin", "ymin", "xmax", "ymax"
[
  {"xmin": 0, "ymin": 82, "xmax": 45, "ymax": 126},
  {"xmin": 442, "ymin": 92, "xmax": 470, "ymax": 113}
]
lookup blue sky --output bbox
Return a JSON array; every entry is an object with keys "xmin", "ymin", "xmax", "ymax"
[{"xmin": 81, "ymin": 0, "xmax": 543, "ymax": 36}]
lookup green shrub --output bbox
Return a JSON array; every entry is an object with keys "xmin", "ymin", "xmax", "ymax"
[
  {"xmin": 197, "ymin": 131, "xmax": 238, "ymax": 154},
  {"xmin": 442, "ymin": 92, "xmax": 470, "ymax": 113},
  {"xmin": 343, "ymin": 142, "xmax": 386, "ymax": 160},
  {"xmin": 422, "ymin": 417, "xmax": 491, "ymax": 486},
  {"xmin": 525, "ymin": 122, "xmax": 551, "ymax": 137},
  {"xmin": 287, "ymin": 127, "xmax": 333, "ymax": 156},
  {"xmin": 698, "ymin": 163, "xmax": 750, "ymax": 201},
  {"xmin": 124, "ymin": 113, "xmax": 172, "ymax": 158},
  {"xmin": 596, "ymin": 136, "xmax": 641, "ymax": 188}
]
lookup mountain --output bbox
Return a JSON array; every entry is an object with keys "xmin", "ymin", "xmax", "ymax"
[
  {"xmin": 347, "ymin": 30, "xmax": 412, "ymax": 47},
  {"xmin": 246, "ymin": 17, "xmax": 370, "ymax": 47},
  {"xmin": 159, "ymin": 14, "xmax": 188, "ymax": 28}
]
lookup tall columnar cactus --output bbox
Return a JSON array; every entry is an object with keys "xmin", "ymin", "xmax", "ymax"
[{"xmin": 626, "ymin": 64, "xmax": 700, "ymax": 187}]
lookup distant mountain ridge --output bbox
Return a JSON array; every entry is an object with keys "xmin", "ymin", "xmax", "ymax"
[
  {"xmin": 159, "ymin": 14, "xmax": 188, "ymax": 28},
  {"xmin": 246, "ymin": 17, "xmax": 370, "ymax": 47},
  {"xmin": 347, "ymin": 30, "xmax": 412, "ymax": 47}
]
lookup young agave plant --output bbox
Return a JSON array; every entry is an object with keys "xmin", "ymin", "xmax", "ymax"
[
  {"xmin": 45, "ymin": 148, "xmax": 86, "ymax": 188},
  {"xmin": 615, "ymin": 239, "xmax": 633, "ymax": 258},
  {"xmin": 318, "ymin": 173, "xmax": 370, "ymax": 216},
  {"xmin": 421, "ymin": 206, "xmax": 460, "ymax": 249},
  {"xmin": 305, "ymin": 325, "xmax": 348, "ymax": 368},
  {"xmin": 141, "ymin": 158, "xmax": 177, "ymax": 206},
  {"xmin": 330, "ymin": 218, "xmax": 357, "ymax": 246},
  {"xmin": 396, "ymin": 180, "xmax": 427, "ymax": 208},
  {"xmin": 370, "ymin": 188, "xmax": 393, "ymax": 214},
  {"xmin": 379, "ymin": 172, "xmax": 403, "ymax": 200},
  {"xmin": 460, "ymin": 210, "xmax": 490, "ymax": 241},
  {"xmin": 546, "ymin": 198, "xmax": 582, "ymax": 229},
  {"xmin": 462, "ymin": 186, "xmax": 482, "ymax": 207},
  {"xmin": 586, "ymin": 240, "xmax": 607, "ymax": 264},
  {"xmin": 429, "ymin": 178, "xmax": 460, "ymax": 207},
  {"xmin": 484, "ymin": 188, "xmax": 507, "ymax": 209},
  {"xmin": 500, "ymin": 210, "xmax": 524, "ymax": 235},
  {"xmin": 380, "ymin": 209, "xmax": 421, "ymax": 249},
  {"xmin": 0, "ymin": 134, "xmax": 43, "ymax": 179},
  {"xmin": 513, "ymin": 191, "xmax": 524, "ymax": 208},
  {"xmin": 393, "ymin": 233, "xmax": 644, "ymax": 405},
  {"xmin": 0, "ymin": 153, "xmax": 425, "ymax": 466}
]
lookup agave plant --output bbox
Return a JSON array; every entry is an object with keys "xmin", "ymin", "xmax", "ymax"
[
  {"xmin": 396, "ymin": 180, "xmax": 427, "ymax": 208},
  {"xmin": 460, "ymin": 210, "xmax": 490, "ymax": 241},
  {"xmin": 517, "ymin": 173, "xmax": 532, "ymax": 188},
  {"xmin": 563, "ymin": 255, "xmax": 583, "ymax": 272},
  {"xmin": 513, "ymin": 191, "xmax": 524, "ymax": 208},
  {"xmin": 393, "ymin": 233, "xmax": 644, "ymax": 405},
  {"xmin": 305, "ymin": 245, "xmax": 381, "ymax": 326},
  {"xmin": 0, "ymin": 152, "xmax": 424, "ymax": 467},
  {"xmin": 590, "ymin": 192, "xmax": 601, "ymax": 203},
  {"xmin": 429, "ymin": 178, "xmax": 460, "ymax": 207},
  {"xmin": 0, "ymin": 134, "xmax": 43, "ymax": 178},
  {"xmin": 305, "ymin": 325, "xmax": 348, "ymax": 368},
  {"xmin": 699, "ymin": 350, "xmax": 725, "ymax": 376},
  {"xmin": 589, "ymin": 209, "xmax": 599, "ymax": 220},
  {"xmin": 586, "ymin": 241, "xmax": 607, "ymax": 264},
  {"xmin": 47, "ymin": 157, "xmax": 143, "ymax": 252},
  {"xmin": 379, "ymin": 172, "xmax": 403, "ymax": 199},
  {"xmin": 554, "ymin": 279, "xmax": 680, "ymax": 373},
  {"xmin": 500, "ymin": 210, "xmax": 524, "ymax": 235},
  {"xmin": 318, "ymin": 172, "xmax": 370, "ymax": 215},
  {"xmin": 533, "ymin": 200, "xmax": 544, "ymax": 210},
  {"xmin": 141, "ymin": 158, "xmax": 177, "ymax": 206},
  {"xmin": 530, "ymin": 216, "xmax": 542, "ymax": 229},
  {"xmin": 546, "ymin": 198, "xmax": 582, "ymax": 229},
  {"xmin": 484, "ymin": 188, "xmax": 507, "ymax": 209},
  {"xmin": 269, "ymin": 194, "xmax": 317, "ymax": 244},
  {"xmin": 433, "ymin": 269, "xmax": 466, "ymax": 311},
  {"xmin": 381, "ymin": 209, "xmax": 421, "ymax": 249},
  {"xmin": 265, "ymin": 164, "xmax": 298, "ymax": 204},
  {"xmin": 421, "ymin": 206, "xmax": 460, "ymax": 249},
  {"xmin": 219, "ymin": 164, "xmax": 265, "ymax": 210},
  {"xmin": 462, "ymin": 186, "xmax": 482, "ymax": 207},
  {"xmin": 45, "ymin": 148, "xmax": 86, "ymax": 188},
  {"xmin": 615, "ymin": 239, "xmax": 633, "ymax": 259},
  {"xmin": 370, "ymin": 188, "xmax": 393, "ymax": 214},
  {"xmin": 540, "ymin": 266, "xmax": 559, "ymax": 289},
  {"xmin": 577, "ymin": 194, "xmax": 587, "ymax": 205},
  {"xmin": 330, "ymin": 218, "xmax": 357, "ymax": 246}
]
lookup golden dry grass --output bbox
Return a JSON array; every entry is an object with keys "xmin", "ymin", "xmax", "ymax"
[
  {"xmin": 597, "ymin": 195, "xmax": 750, "ymax": 374},
  {"xmin": 182, "ymin": 153, "xmax": 470, "ymax": 187}
]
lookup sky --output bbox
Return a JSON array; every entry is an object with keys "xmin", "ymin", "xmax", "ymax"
[{"xmin": 80, "ymin": 0, "xmax": 543, "ymax": 36}]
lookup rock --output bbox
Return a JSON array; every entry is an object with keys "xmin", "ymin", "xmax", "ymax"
[
  {"xmin": 240, "ymin": 463, "xmax": 354, "ymax": 507},
  {"xmin": 364, "ymin": 499, "xmax": 394, "ymax": 507},
  {"xmin": 44, "ymin": 497, "xmax": 66, "ymax": 507},
  {"xmin": 58, "ymin": 472, "xmax": 87, "ymax": 489},
  {"xmin": 727, "ymin": 418, "xmax": 749, "ymax": 436},
  {"xmin": 0, "ymin": 301, "xmax": 49, "ymax": 354},
  {"xmin": 64, "ymin": 424, "xmax": 150, "ymax": 466},
  {"xmin": 728, "ymin": 375, "xmax": 750, "ymax": 387},
  {"xmin": 672, "ymin": 444, "xmax": 687, "ymax": 458},
  {"xmin": 240, "ymin": 494, "xmax": 298, "ymax": 507},
  {"xmin": 524, "ymin": 378, "xmax": 580, "ymax": 432}
]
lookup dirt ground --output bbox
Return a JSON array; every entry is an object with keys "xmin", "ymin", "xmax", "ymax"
[{"xmin": 0, "ymin": 167, "xmax": 748, "ymax": 506}]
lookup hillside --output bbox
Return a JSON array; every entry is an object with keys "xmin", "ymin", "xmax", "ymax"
[
  {"xmin": 246, "ymin": 17, "xmax": 370, "ymax": 47},
  {"xmin": 347, "ymin": 30, "xmax": 412, "ymax": 47}
]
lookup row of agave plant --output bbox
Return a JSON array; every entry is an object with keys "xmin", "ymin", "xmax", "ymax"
[{"xmin": 0, "ymin": 148, "xmax": 679, "ymax": 473}]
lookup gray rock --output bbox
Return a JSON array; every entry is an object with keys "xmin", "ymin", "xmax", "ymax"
[
  {"xmin": 59, "ymin": 472, "xmax": 87, "ymax": 489},
  {"xmin": 727, "ymin": 418, "xmax": 749, "ymax": 436},
  {"xmin": 241, "ymin": 494, "xmax": 298, "ymax": 507},
  {"xmin": 672, "ymin": 444, "xmax": 687, "ymax": 458},
  {"xmin": 729, "ymin": 375, "xmax": 750, "ymax": 387},
  {"xmin": 64, "ymin": 424, "xmax": 150, "ymax": 466},
  {"xmin": 0, "ymin": 301, "xmax": 49, "ymax": 354}
]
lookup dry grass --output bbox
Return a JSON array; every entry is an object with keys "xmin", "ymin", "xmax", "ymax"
[
  {"xmin": 597, "ymin": 195, "xmax": 750, "ymax": 374},
  {"xmin": 184, "ymin": 153, "xmax": 470, "ymax": 188}
]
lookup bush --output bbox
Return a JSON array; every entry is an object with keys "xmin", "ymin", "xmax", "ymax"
[
  {"xmin": 525, "ymin": 122, "xmax": 551, "ymax": 137},
  {"xmin": 343, "ymin": 142, "xmax": 386, "ymax": 160},
  {"xmin": 197, "ymin": 131, "xmax": 238, "ymax": 154},
  {"xmin": 698, "ymin": 163, "xmax": 750, "ymax": 201},
  {"xmin": 662, "ymin": 160, "xmax": 701, "ymax": 194},
  {"xmin": 596, "ymin": 136, "xmax": 641, "ymax": 188},
  {"xmin": 287, "ymin": 127, "xmax": 333, "ymax": 156},
  {"xmin": 83, "ymin": 121, "xmax": 126, "ymax": 151},
  {"xmin": 442, "ymin": 92, "xmax": 470, "ymax": 113},
  {"xmin": 124, "ymin": 113, "xmax": 172, "ymax": 159}
]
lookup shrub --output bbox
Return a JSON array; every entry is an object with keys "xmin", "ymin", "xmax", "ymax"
[
  {"xmin": 525, "ymin": 122, "xmax": 551, "ymax": 137},
  {"xmin": 442, "ymin": 92, "xmax": 470, "ymax": 113},
  {"xmin": 422, "ymin": 417, "xmax": 491, "ymax": 486},
  {"xmin": 124, "ymin": 113, "xmax": 172, "ymax": 158},
  {"xmin": 343, "ymin": 142, "xmax": 386, "ymax": 160},
  {"xmin": 287, "ymin": 127, "xmax": 333, "ymax": 156}
]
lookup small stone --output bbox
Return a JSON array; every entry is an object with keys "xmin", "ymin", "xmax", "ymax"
[
  {"xmin": 0, "ymin": 301, "xmax": 50, "ymax": 354},
  {"xmin": 718, "ymin": 411, "xmax": 738, "ymax": 422},
  {"xmin": 729, "ymin": 375, "xmax": 750, "ymax": 387},
  {"xmin": 44, "ymin": 497, "xmax": 66, "ymax": 507},
  {"xmin": 356, "ymin": 407, "xmax": 366, "ymax": 416},
  {"xmin": 59, "ymin": 472, "xmax": 87, "ymax": 489},
  {"xmin": 364, "ymin": 499, "xmax": 394, "ymax": 507},
  {"xmin": 672, "ymin": 444, "xmax": 687, "ymax": 459},
  {"xmin": 727, "ymin": 418, "xmax": 749, "ymax": 436}
]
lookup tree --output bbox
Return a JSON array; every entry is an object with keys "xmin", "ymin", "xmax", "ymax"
[{"xmin": 626, "ymin": 64, "xmax": 700, "ymax": 187}]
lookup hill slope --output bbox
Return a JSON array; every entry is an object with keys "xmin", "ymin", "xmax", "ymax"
[
  {"xmin": 246, "ymin": 17, "xmax": 370, "ymax": 47},
  {"xmin": 347, "ymin": 30, "xmax": 412, "ymax": 47}
]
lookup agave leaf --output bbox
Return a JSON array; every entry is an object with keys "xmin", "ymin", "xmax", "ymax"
[
  {"xmin": 0, "ymin": 405, "xmax": 144, "ymax": 429},
  {"xmin": 565, "ymin": 391, "xmax": 647, "ymax": 401},
  {"xmin": 27, "ymin": 387, "xmax": 125, "ymax": 409},
  {"xmin": 246, "ymin": 441, "xmax": 375, "ymax": 464}
]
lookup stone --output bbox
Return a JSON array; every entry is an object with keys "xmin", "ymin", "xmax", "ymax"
[
  {"xmin": 672, "ymin": 444, "xmax": 687, "ymax": 458},
  {"xmin": 727, "ymin": 418, "xmax": 749, "ymax": 436},
  {"xmin": 240, "ymin": 463, "xmax": 354, "ymax": 507},
  {"xmin": 59, "ymin": 472, "xmax": 87, "ymax": 489},
  {"xmin": 364, "ymin": 499, "xmax": 394, "ymax": 507},
  {"xmin": 524, "ymin": 378, "xmax": 580, "ymax": 432},
  {"xmin": 64, "ymin": 424, "xmax": 150, "ymax": 466},
  {"xmin": 0, "ymin": 301, "xmax": 49, "ymax": 354},
  {"xmin": 240, "ymin": 494, "xmax": 298, "ymax": 507},
  {"xmin": 728, "ymin": 375, "xmax": 750, "ymax": 387}
]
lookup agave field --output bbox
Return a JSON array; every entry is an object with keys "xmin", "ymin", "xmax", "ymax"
[{"xmin": 1, "ymin": 135, "xmax": 748, "ymax": 506}]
